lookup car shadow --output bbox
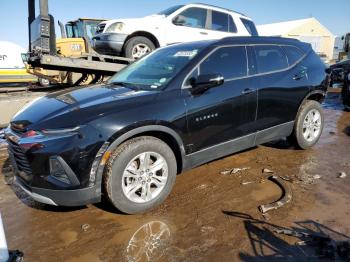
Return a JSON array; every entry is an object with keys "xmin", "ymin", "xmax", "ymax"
[
  {"xmin": 262, "ymin": 138, "xmax": 296, "ymax": 150},
  {"xmin": 93, "ymin": 200, "xmax": 127, "ymax": 215},
  {"xmin": 222, "ymin": 211, "xmax": 350, "ymax": 261}
]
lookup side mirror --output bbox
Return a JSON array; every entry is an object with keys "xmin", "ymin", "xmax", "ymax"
[
  {"xmin": 173, "ymin": 16, "xmax": 186, "ymax": 26},
  {"xmin": 190, "ymin": 74, "xmax": 224, "ymax": 95}
]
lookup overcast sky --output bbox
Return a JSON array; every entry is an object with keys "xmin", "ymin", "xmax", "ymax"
[{"xmin": 1, "ymin": 0, "xmax": 349, "ymax": 49}]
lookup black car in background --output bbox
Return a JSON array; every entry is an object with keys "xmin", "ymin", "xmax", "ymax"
[
  {"xmin": 329, "ymin": 59, "xmax": 350, "ymax": 110},
  {"xmin": 5, "ymin": 37, "xmax": 328, "ymax": 214}
]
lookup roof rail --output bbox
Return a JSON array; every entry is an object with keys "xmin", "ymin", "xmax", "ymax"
[{"xmin": 193, "ymin": 3, "xmax": 247, "ymax": 17}]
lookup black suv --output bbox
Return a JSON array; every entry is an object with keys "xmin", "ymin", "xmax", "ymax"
[{"xmin": 5, "ymin": 37, "xmax": 328, "ymax": 214}]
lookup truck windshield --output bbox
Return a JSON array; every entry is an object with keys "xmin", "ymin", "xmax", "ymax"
[
  {"xmin": 157, "ymin": 5, "xmax": 184, "ymax": 16},
  {"xmin": 109, "ymin": 44, "xmax": 203, "ymax": 90}
]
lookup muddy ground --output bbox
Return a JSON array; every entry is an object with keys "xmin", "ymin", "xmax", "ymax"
[{"xmin": 0, "ymin": 91, "xmax": 349, "ymax": 261}]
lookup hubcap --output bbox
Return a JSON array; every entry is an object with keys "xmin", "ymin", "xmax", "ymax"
[
  {"xmin": 122, "ymin": 152, "xmax": 168, "ymax": 203},
  {"xmin": 131, "ymin": 44, "xmax": 151, "ymax": 59},
  {"xmin": 302, "ymin": 109, "xmax": 322, "ymax": 142}
]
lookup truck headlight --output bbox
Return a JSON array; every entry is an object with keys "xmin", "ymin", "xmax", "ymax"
[{"xmin": 106, "ymin": 22, "xmax": 125, "ymax": 33}]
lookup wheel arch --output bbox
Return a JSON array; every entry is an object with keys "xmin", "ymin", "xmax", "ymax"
[
  {"xmin": 289, "ymin": 90, "xmax": 326, "ymax": 129},
  {"xmin": 295, "ymin": 90, "xmax": 326, "ymax": 117},
  {"xmin": 304, "ymin": 90, "xmax": 326, "ymax": 104},
  {"xmin": 91, "ymin": 125, "xmax": 187, "ymax": 198},
  {"xmin": 123, "ymin": 31, "xmax": 160, "ymax": 50}
]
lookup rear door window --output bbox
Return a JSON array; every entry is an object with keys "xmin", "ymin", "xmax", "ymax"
[
  {"xmin": 211, "ymin": 11, "xmax": 228, "ymax": 32},
  {"xmin": 240, "ymin": 18, "xmax": 258, "ymax": 36},
  {"xmin": 200, "ymin": 46, "xmax": 247, "ymax": 79},
  {"xmin": 282, "ymin": 45, "xmax": 305, "ymax": 66},
  {"xmin": 176, "ymin": 7, "xmax": 207, "ymax": 29},
  {"xmin": 254, "ymin": 45, "xmax": 288, "ymax": 74}
]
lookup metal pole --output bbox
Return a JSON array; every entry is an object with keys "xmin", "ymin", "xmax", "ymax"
[
  {"xmin": 0, "ymin": 213, "xmax": 9, "ymax": 262},
  {"xmin": 39, "ymin": 0, "xmax": 49, "ymax": 17},
  {"xmin": 28, "ymin": 0, "xmax": 36, "ymax": 52}
]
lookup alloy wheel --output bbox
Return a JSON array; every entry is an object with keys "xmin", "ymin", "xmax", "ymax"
[
  {"xmin": 131, "ymin": 44, "xmax": 151, "ymax": 59},
  {"xmin": 302, "ymin": 109, "xmax": 322, "ymax": 142},
  {"xmin": 121, "ymin": 152, "xmax": 168, "ymax": 203}
]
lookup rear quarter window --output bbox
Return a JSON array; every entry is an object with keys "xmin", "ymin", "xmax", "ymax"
[
  {"xmin": 254, "ymin": 45, "xmax": 288, "ymax": 74},
  {"xmin": 240, "ymin": 18, "xmax": 258, "ymax": 36},
  {"xmin": 282, "ymin": 46, "xmax": 305, "ymax": 66}
]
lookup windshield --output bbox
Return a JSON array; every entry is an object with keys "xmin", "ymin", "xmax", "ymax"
[
  {"xmin": 108, "ymin": 45, "xmax": 203, "ymax": 90},
  {"xmin": 157, "ymin": 5, "xmax": 184, "ymax": 16}
]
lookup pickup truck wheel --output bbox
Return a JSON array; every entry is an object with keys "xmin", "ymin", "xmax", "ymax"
[
  {"xmin": 124, "ymin": 36, "xmax": 155, "ymax": 59},
  {"xmin": 104, "ymin": 136, "xmax": 177, "ymax": 214},
  {"xmin": 38, "ymin": 78, "xmax": 50, "ymax": 87},
  {"xmin": 288, "ymin": 100, "xmax": 324, "ymax": 149}
]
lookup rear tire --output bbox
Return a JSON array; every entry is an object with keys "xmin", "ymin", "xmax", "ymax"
[
  {"xmin": 104, "ymin": 136, "xmax": 177, "ymax": 214},
  {"xmin": 288, "ymin": 100, "xmax": 324, "ymax": 149},
  {"xmin": 124, "ymin": 36, "xmax": 155, "ymax": 59}
]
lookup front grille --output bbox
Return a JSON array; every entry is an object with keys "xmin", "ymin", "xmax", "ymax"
[
  {"xmin": 95, "ymin": 23, "xmax": 106, "ymax": 34},
  {"xmin": 7, "ymin": 139, "xmax": 33, "ymax": 179}
]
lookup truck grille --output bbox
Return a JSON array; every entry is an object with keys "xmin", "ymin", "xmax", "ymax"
[
  {"xmin": 7, "ymin": 139, "xmax": 33, "ymax": 180},
  {"xmin": 96, "ymin": 23, "xmax": 106, "ymax": 34}
]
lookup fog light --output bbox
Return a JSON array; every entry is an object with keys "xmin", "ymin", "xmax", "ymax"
[{"xmin": 49, "ymin": 158, "xmax": 71, "ymax": 185}]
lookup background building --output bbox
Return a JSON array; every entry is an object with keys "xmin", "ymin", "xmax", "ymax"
[
  {"xmin": 0, "ymin": 41, "xmax": 37, "ymax": 83},
  {"xmin": 257, "ymin": 18, "xmax": 335, "ymax": 62}
]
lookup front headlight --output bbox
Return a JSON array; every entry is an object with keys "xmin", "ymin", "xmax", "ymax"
[{"xmin": 105, "ymin": 22, "xmax": 125, "ymax": 33}]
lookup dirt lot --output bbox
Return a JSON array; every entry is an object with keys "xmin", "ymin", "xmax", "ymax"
[{"xmin": 0, "ymin": 91, "xmax": 349, "ymax": 261}]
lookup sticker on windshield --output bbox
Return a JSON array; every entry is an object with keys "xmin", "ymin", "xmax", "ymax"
[
  {"xmin": 159, "ymin": 78, "xmax": 167, "ymax": 83},
  {"xmin": 174, "ymin": 50, "xmax": 198, "ymax": 57}
]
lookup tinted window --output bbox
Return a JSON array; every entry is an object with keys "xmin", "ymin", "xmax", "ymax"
[
  {"xmin": 240, "ymin": 18, "xmax": 258, "ymax": 36},
  {"xmin": 282, "ymin": 46, "xmax": 305, "ymax": 65},
  {"xmin": 211, "ymin": 11, "xmax": 228, "ymax": 32},
  {"xmin": 254, "ymin": 45, "xmax": 288, "ymax": 73},
  {"xmin": 229, "ymin": 16, "xmax": 237, "ymax": 33},
  {"xmin": 176, "ymin": 8, "xmax": 207, "ymax": 29},
  {"xmin": 200, "ymin": 46, "xmax": 247, "ymax": 79}
]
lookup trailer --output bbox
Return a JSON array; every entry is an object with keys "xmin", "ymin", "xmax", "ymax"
[{"xmin": 26, "ymin": 0, "xmax": 132, "ymax": 86}]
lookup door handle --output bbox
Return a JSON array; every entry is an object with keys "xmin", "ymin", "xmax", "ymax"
[
  {"xmin": 293, "ymin": 69, "xmax": 307, "ymax": 80},
  {"xmin": 242, "ymin": 88, "xmax": 255, "ymax": 95},
  {"xmin": 200, "ymin": 31, "xmax": 208, "ymax": 35}
]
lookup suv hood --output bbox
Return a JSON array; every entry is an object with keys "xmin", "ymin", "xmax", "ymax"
[
  {"xmin": 104, "ymin": 15, "xmax": 166, "ymax": 32},
  {"xmin": 11, "ymin": 85, "xmax": 157, "ymax": 131}
]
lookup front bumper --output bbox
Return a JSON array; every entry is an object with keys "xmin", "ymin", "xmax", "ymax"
[
  {"xmin": 5, "ymin": 125, "xmax": 107, "ymax": 207},
  {"xmin": 92, "ymin": 33, "xmax": 128, "ymax": 55},
  {"xmin": 15, "ymin": 176, "xmax": 100, "ymax": 206}
]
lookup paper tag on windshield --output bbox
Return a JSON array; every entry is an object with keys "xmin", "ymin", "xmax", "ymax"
[{"xmin": 174, "ymin": 50, "xmax": 198, "ymax": 57}]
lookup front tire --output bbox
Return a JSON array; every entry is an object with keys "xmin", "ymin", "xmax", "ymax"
[
  {"xmin": 288, "ymin": 100, "xmax": 324, "ymax": 149},
  {"xmin": 104, "ymin": 136, "xmax": 177, "ymax": 214},
  {"xmin": 38, "ymin": 78, "xmax": 50, "ymax": 87},
  {"xmin": 124, "ymin": 36, "xmax": 155, "ymax": 59}
]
